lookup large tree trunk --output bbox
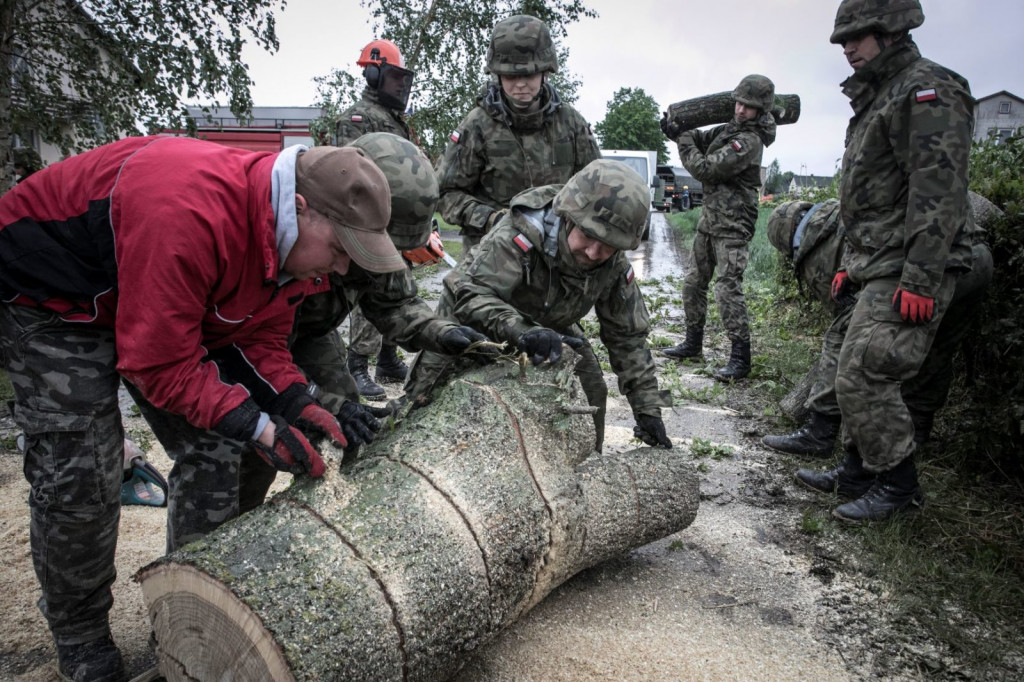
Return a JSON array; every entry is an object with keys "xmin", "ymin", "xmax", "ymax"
[
  {"xmin": 667, "ymin": 91, "xmax": 802, "ymax": 130},
  {"xmin": 137, "ymin": 356, "xmax": 700, "ymax": 681},
  {"xmin": 779, "ymin": 360, "xmax": 819, "ymax": 424}
]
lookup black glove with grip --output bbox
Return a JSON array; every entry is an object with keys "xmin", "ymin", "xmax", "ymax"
[
  {"xmin": 633, "ymin": 414, "xmax": 672, "ymax": 449},
  {"xmin": 439, "ymin": 325, "xmax": 500, "ymax": 364},
  {"xmin": 335, "ymin": 400, "xmax": 382, "ymax": 446},
  {"xmin": 252, "ymin": 415, "xmax": 327, "ymax": 477},
  {"xmin": 516, "ymin": 328, "xmax": 585, "ymax": 366},
  {"xmin": 660, "ymin": 112, "xmax": 682, "ymax": 140}
]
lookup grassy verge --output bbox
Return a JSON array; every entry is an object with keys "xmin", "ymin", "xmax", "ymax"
[{"xmin": 662, "ymin": 207, "xmax": 1024, "ymax": 675}]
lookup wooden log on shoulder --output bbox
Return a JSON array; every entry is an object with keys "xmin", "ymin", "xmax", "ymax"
[
  {"xmin": 666, "ymin": 91, "xmax": 802, "ymax": 130},
  {"xmin": 137, "ymin": 355, "xmax": 700, "ymax": 681}
]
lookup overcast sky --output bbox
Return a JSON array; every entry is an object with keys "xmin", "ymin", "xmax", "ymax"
[{"xmin": 243, "ymin": 0, "xmax": 1024, "ymax": 176}]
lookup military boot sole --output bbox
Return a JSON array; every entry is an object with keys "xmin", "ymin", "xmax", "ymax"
[
  {"xmin": 661, "ymin": 348, "xmax": 702, "ymax": 361},
  {"xmin": 794, "ymin": 469, "xmax": 874, "ymax": 499},
  {"xmin": 713, "ymin": 367, "xmax": 750, "ymax": 382},
  {"xmin": 374, "ymin": 367, "xmax": 409, "ymax": 384}
]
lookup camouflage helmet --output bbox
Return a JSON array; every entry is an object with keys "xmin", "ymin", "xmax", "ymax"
[
  {"xmin": 732, "ymin": 74, "xmax": 775, "ymax": 113},
  {"xmin": 11, "ymin": 146, "xmax": 42, "ymax": 175},
  {"xmin": 348, "ymin": 133, "xmax": 438, "ymax": 250},
  {"xmin": 830, "ymin": 0, "xmax": 924, "ymax": 44},
  {"xmin": 767, "ymin": 200, "xmax": 815, "ymax": 259},
  {"xmin": 553, "ymin": 159, "xmax": 650, "ymax": 251},
  {"xmin": 486, "ymin": 15, "xmax": 558, "ymax": 76}
]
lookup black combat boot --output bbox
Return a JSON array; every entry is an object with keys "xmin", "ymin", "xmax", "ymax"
[
  {"xmin": 347, "ymin": 352, "xmax": 386, "ymax": 400},
  {"xmin": 762, "ymin": 411, "xmax": 841, "ymax": 457},
  {"xmin": 662, "ymin": 327, "xmax": 703, "ymax": 360},
  {"xmin": 795, "ymin": 450, "xmax": 875, "ymax": 499},
  {"xmin": 57, "ymin": 635, "xmax": 127, "ymax": 682},
  {"xmin": 374, "ymin": 343, "xmax": 409, "ymax": 384},
  {"xmin": 713, "ymin": 337, "xmax": 751, "ymax": 382},
  {"xmin": 832, "ymin": 456, "xmax": 923, "ymax": 523}
]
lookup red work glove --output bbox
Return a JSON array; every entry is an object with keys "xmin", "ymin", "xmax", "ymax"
[
  {"xmin": 295, "ymin": 403, "xmax": 348, "ymax": 449},
  {"xmin": 830, "ymin": 271, "xmax": 849, "ymax": 302},
  {"xmin": 892, "ymin": 287, "xmax": 935, "ymax": 323},
  {"xmin": 252, "ymin": 415, "xmax": 327, "ymax": 477}
]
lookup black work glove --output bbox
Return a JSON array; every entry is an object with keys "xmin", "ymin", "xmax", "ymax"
[
  {"xmin": 252, "ymin": 415, "xmax": 327, "ymax": 477},
  {"xmin": 633, "ymin": 414, "xmax": 672, "ymax": 449},
  {"xmin": 438, "ymin": 325, "xmax": 500, "ymax": 364},
  {"xmin": 516, "ymin": 328, "xmax": 586, "ymax": 366},
  {"xmin": 660, "ymin": 112, "xmax": 681, "ymax": 140},
  {"xmin": 335, "ymin": 400, "xmax": 382, "ymax": 447}
]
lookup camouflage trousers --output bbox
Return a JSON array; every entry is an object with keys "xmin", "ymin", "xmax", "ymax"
[
  {"xmin": 348, "ymin": 305, "xmax": 384, "ymax": 357},
  {"xmin": 808, "ymin": 244, "xmax": 993, "ymax": 422},
  {"xmin": 290, "ymin": 327, "xmax": 360, "ymax": 412},
  {"xmin": 120, "ymin": 381, "xmax": 278, "ymax": 553},
  {"xmin": 682, "ymin": 231, "xmax": 750, "ymax": 342},
  {"xmin": 0, "ymin": 304, "xmax": 124, "ymax": 646},
  {"xmin": 836, "ymin": 274, "xmax": 959, "ymax": 473}
]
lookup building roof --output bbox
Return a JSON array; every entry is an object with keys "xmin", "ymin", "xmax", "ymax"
[
  {"xmin": 790, "ymin": 174, "xmax": 833, "ymax": 189},
  {"xmin": 975, "ymin": 91, "xmax": 1024, "ymax": 105}
]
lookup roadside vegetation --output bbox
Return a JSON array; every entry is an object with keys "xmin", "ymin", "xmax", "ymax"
[{"xmin": 665, "ymin": 135, "xmax": 1024, "ymax": 678}]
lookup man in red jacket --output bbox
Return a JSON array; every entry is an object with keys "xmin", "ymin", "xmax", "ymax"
[{"xmin": 0, "ymin": 135, "xmax": 403, "ymax": 681}]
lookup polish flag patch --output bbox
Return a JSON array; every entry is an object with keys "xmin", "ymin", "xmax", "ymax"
[
  {"xmin": 915, "ymin": 89, "xmax": 937, "ymax": 102},
  {"xmin": 350, "ymin": 114, "xmax": 363, "ymax": 122},
  {"xmin": 731, "ymin": 140, "xmax": 743, "ymax": 151},
  {"xmin": 450, "ymin": 130, "xmax": 461, "ymax": 143},
  {"xmin": 625, "ymin": 265, "xmax": 635, "ymax": 284},
  {"xmin": 513, "ymin": 233, "xmax": 533, "ymax": 252}
]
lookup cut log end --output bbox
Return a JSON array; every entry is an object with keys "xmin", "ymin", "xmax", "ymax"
[{"xmin": 139, "ymin": 563, "xmax": 294, "ymax": 682}]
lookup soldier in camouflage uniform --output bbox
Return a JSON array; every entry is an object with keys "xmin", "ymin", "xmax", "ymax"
[
  {"xmin": 129, "ymin": 133, "xmax": 494, "ymax": 551},
  {"xmin": 761, "ymin": 199, "xmax": 993, "ymax": 464},
  {"xmin": 336, "ymin": 39, "xmax": 419, "ymax": 399},
  {"xmin": 661, "ymin": 75, "xmax": 778, "ymax": 382},
  {"xmin": 436, "ymin": 14, "xmax": 601, "ymax": 252},
  {"xmin": 799, "ymin": 0, "xmax": 975, "ymax": 523},
  {"xmin": 404, "ymin": 159, "xmax": 673, "ymax": 452},
  {"xmin": 0, "ymin": 138, "xmax": 401, "ymax": 680}
]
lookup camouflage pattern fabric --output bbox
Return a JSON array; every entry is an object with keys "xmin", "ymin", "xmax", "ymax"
[
  {"xmin": 675, "ymin": 112, "xmax": 774, "ymax": 343},
  {"xmin": 1, "ymin": 304, "xmax": 123, "ymax": 646},
  {"xmin": 830, "ymin": 0, "xmax": 924, "ymax": 44},
  {"xmin": 336, "ymin": 97, "xmax": 414, "ymax": 359},
  {"xmin": 436, "ymin": 83, "xmax": 600, "ymax": 247},
  {"xmin": 835, "ymin": 38, "xmax": 973, "ymax": 472},
  {"xmin": 682, "ymin": 231, "xmax": 751, "ymax": 342},
  {"xmin": 406, "ymin": 185, "xmax": 671, "ymax": 449},
  {"xmin": 485, "ymin": 14, "xmax": 558, "ymax": 75},
  {"xmin": 335, "ymin": 88, "xmax": 411, "ymax": 145},
  {"xmin": 732, "ymin": 74, "xmax": 775, "ymax": 113},
  {"xmin": 121, "ymin": 382, "xmax": 277, "ymax": 552}
]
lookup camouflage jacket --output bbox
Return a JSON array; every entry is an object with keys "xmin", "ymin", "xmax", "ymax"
[
  {"xmin": 441, "ymin": 185, "xmax": 670, "ymax": 417},
  {"xmin": 838, "ymin": 39, "xmax": 974, "ymax": 296},
  {"xmin": 436, "ymin": 83, "xmax": 600, "ymax": 237},
  {"xmin": 790, "ymin": 199, "xmax": 846, "ymax": 312},
  {"xmin": 335, "ymin": 87, "xmax": 411, "ymax": 145},
  {"xmin": 676, "ymin": 115, "xmax": 776, "ymax": 240}
]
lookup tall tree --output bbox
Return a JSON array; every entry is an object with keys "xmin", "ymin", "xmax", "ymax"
[
  {"xmin": 594, "ymin": 87, "xmax": 669, "ymax": 164},
  {"xmin": 311, "ymin": 0, "xmax": 596, "ymax": 159},
  {"xmin": 763, "ymin": 158, "xmax": 781, "ymax": 194},
  {"xmin": 1, "ymin": 0, "xmax": 285, "ymax": 188}
]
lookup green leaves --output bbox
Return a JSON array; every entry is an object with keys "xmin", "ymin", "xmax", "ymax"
[{"xmin": 593, "ymin": 87, "xmax": 669, "ymax": 164}]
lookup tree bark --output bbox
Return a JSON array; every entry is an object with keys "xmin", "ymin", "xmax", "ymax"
[
  {"xmin": 137, "ymin": 356, "xmax": 700, "ymax": 681},
  {"xmin": 779, "ymin": 359, "xmax": 818, "ymax": 423},
  {"xmin": 666, "ymin": 91, "xmax": 802, "ymax": 130}
]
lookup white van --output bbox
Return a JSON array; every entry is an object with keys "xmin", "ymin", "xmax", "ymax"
[{"xmin": 599, "ymin": 149, "xmax": 658, "ymax": 241}]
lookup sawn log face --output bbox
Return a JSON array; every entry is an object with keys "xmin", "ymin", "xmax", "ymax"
[{"xmin": 137, "ymin": 356, "xmax": 700, "ymax": 681}]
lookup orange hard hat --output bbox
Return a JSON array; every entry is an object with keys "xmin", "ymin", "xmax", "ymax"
[{"xmin": 357, "ymin": 39, "xmax": 403, "ymax": 68}]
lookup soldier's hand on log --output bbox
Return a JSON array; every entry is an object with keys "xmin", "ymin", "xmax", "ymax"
[
  {"xmin": 295, "ymin": 403, "xmax": 349, "ymax": 450},
  {"xmin": 439, "ymin": 325, "xmax": 500, "ymax": 364},
  {"xmin": 660, "ymin": 112, "xmax": 681, "ymax": 140},
  {"xmin": 892, "ymin": 287, "xmax": 935, "ymax": 323},
  {"xmin": 335, "ymin": 400, "xmax": 382, "ymax": 446},
  {"xmin": 516, "ymin": 328, "xmax": 584, "ymax": 366},
  {"xmin": 253, "ymin": 415, "xmax": 327, "ymax": 477},
  {"xmin": 830, "ymin": 271, "xmax": 850, "ymax": 302},
  {"xmin": 633, "ymin": 414, "xmax": 672, "ymax": 449}
]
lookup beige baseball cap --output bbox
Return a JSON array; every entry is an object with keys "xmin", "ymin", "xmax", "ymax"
[{"xmin": 295, "ymin": 146, "xmax": 405, "ymax": 273}]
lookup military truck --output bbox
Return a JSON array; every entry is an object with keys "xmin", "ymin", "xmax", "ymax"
[{"xmin": 656, "ymin": 166, "xmax": 703, "ymax": 211}]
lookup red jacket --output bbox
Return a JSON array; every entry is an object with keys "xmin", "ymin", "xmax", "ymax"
[{"xmin": 0, "ymin": 136, "xmax": 328, "ymax": 432}]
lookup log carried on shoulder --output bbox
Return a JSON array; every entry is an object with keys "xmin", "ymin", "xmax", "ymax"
[
  {"xmin": 666, "ymin": 91, "xmax": 802, "ymax": 130},
  {"xmin": 136, "ymin": 355, "xmax": 700, "ymax": 681}
]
